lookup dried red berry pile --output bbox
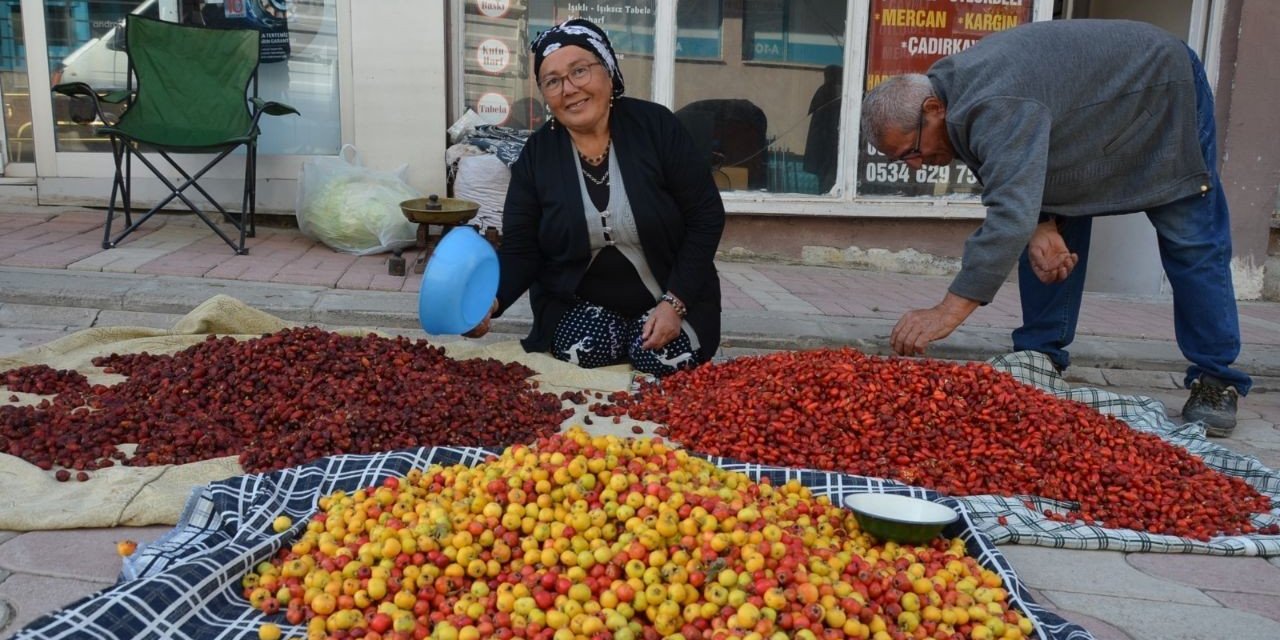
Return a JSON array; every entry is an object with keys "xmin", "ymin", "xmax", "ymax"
[
  {"xmin": 0, "ymin": 327, "xmax": 571, "ymax": 474},
  {"xmin": 3, "ymin": 364, "xmax": 90, "ymax": 396},
  {"xmin": 592, "ymin": 348, "xmax": 1272, "ymax": 540}
]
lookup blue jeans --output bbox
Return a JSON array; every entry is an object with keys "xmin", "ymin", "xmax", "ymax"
[{"xmin": 1012, "ymin": 47, "xmax": 1252, "ymax": 395}]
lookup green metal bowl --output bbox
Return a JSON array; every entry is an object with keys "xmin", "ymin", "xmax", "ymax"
[{"xmin": 844, "ymin": 493, "xmax": 959, "ymax": 545}]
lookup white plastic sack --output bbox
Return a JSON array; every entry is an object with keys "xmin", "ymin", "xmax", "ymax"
[
  {"xmin": 295, "ymin": 145, "xmax": 420, "ymax": 255},
  {"xmin": 453, "ymin": 154, "xmax": 510, "ymax": 233}
]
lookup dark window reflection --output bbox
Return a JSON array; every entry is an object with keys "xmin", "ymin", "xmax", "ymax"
[{"xmin": 675, "ymin": 1, "xmax": 847, "ymax": 195}]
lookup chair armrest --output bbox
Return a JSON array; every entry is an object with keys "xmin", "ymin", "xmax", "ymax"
[
  {"xmin": 248, "ymin": 97, "xmax": 300, "ymax": 133},
  {"xmin": 52, "ymin": 83, "xmax": 131, "ymax": 103},
  {"xmin": 249, "ymin": 97, "xmax": 300, "ymax": 117},
  {"xmin": 51, "ymin": 82, "xmax": 114, "ymax": 124},
  {"xmin": 52, "ymin": 82, "xmax": 95, "ymax": 98}
]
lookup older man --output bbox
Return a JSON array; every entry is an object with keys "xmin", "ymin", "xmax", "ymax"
[{"xmin": 860, "ymin": 19, "xmax": 1249, "ymax": 435}]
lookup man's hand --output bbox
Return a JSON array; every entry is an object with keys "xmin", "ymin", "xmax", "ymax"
[
  {"xmin": 1028, "ymin": 219, "xmax": 1078, "ymax": 285},
  {"xmin": 890, "ymin": 292, "xmax": 980, "ymax": 357},
  {"xmin": 640, "ymin": 302, "xmax": 682, "ymax": 351},
  {"xmin": 463, "ymin": 298, "xmax": 500, "ymax": 339}
]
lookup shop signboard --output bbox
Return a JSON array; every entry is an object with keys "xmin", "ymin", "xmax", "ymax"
[
  {"xmin": 528, "ymin": 2, "xmax": 720, "ymax": 60},
  {"xmin": 477, "ymin": 38, "xmax": 512, "ymax": 74},
  {"xmin": 560, "ymin": 1, "xmax": 656, "ymax": 55},
  {"xmin": 463, "ymin": 0, "xmax": 663, "ymax": 128},
  {"xmin": 202, "ymin": 0, "xmax": 292, "ymax": 63},
  {"xmin": 461, "ymin": 1, "xmax": 721, "ymax": 128},
  {"xmin": 478, "ymin": 0, "xmax": 512, "ymax": 19},
  {"xmin": 463, "ymin": 0, "xmax": 525, "ymax": 127},
  {"xmin": 477, "ymin": 92, "xmax": 512, "ymax": 124},
  {"xmin": 857, "ymin": 0, "xmax": 1033, "ymax": 197}
]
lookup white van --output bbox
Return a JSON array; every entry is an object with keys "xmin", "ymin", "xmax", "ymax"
[
  {"xmin": 52, "ymin": 0, "xmax": 326, "ymax": 93},
  {"xmin": 51, "ymin": 0, "xmax": 159, "ymax": 93}
]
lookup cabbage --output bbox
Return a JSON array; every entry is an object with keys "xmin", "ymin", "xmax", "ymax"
[{"xmin": 299, "ymin": 175, "xmax": 419, "ymax": 255}]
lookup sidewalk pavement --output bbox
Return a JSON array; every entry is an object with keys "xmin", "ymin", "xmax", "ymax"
[
  {"xmin": 3, "ymin": 207, "xmax": 1280, "ymax": 379},
  {"xmin": 2, "ymin": 206, "xmax": 1279, "ymax": 640}
]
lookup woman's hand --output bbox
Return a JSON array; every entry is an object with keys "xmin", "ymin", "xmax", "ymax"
[
  {"xmin": 463, "ymin": 298, "xmax": 500, "ymax": 339},
  {"xmin": 641, "ymin": 301, "xmax": 683, "ymax": 350}
]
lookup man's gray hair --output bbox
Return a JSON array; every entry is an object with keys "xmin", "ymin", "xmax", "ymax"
[{"xmin": 860, "ymin": 74, "xmax": 935, "ymax": 150}]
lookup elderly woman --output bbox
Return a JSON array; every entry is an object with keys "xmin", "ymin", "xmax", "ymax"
[{"xmin": 467, "ymin": 18, "xmax": 725, "ymax": 377}]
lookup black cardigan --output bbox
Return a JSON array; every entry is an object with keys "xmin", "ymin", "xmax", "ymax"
[{"xmin": 494, "ymin": 97, "xmax": 726, "ymax": 360}]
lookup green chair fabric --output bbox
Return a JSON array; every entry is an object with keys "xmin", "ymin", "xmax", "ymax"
[
  {"xmin": 104, "ymin": 17, "xmax": 258, "ymax": 149},
  {"xmin": 53, "ymin": 15, "xmax": 298, "ymax": 254}
]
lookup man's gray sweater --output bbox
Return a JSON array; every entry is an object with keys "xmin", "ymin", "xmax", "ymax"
[{"xmin": 927, "ymin": 19, "xmax": 1210, "ymax": 304}]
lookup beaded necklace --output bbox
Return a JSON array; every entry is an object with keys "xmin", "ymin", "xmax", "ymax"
[
  {"xmin": 578, "ymin": 139, "xmax": 610, "ymax": 167},
  {"xmin": 579, "ymin": 139, "xmax": 610, "ymax": 186}
]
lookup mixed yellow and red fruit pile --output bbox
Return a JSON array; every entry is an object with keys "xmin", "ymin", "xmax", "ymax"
[{"xmin": 244, "ymin": 429, "xmax": 1032, "ymax": 640}]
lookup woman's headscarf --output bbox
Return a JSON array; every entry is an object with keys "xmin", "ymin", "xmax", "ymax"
[{"xmin": 531, "ymin": 18, "xmax": 625, "ymax": 98}]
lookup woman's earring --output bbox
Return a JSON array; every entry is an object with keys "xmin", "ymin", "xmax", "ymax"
[{"xmin": 549, "ymin": 116, "xmax": 556, "ymax": 130}]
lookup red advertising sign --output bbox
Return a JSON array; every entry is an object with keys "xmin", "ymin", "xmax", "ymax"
[{"xmin": 859, "ymin": 0, "xmax": 1035, "ymax": 197}]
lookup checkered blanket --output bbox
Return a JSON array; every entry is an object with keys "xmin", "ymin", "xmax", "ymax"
[
  {"xmin": 14, "ymin": 446, "xmax": 1092, "ymax": 640},
  {"xmin": 982, "ymin": 351, "xmax": 1280, "ymax": 555}
]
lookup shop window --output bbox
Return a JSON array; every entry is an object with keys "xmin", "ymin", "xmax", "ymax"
[
  {"xmin": 674, "ymin": 0, "xmax": 847, "ymax": 195},
  {"xmin": 743, "ymin": 0, "xmax": 845, "ymax": 66},
  {"xmin": 462, "ymin": 1, "xmax": 655, "ymax": 130},
  {"xmin": 856, "ymin": 0, "xmax": 1035, "ymax": 198},
  {"xmin": 48, "ymin": 0, "xmax": 341, "ymax": 155},
  {"xmin": 452, "ymin": 0, "xmax": 1052, "ymax": 202}
]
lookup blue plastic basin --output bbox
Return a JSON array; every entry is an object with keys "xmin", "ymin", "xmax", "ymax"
[{"xmin": 418, "ymin": 226, "xmax": 499, "ymax": 335}]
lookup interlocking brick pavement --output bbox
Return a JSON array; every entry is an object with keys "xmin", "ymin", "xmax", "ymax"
[{"xmin": 0, "ymin": 208, "xmax": 1275, "ymax": 341}]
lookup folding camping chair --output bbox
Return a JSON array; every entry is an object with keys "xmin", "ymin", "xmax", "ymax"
[{"xmin": 53, "ymin": 15, "xmax": 298, "ymax": 254}]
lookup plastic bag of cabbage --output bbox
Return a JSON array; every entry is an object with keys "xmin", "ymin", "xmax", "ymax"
[{"xmin": 295, "ymin": 145, "xmax": 420, "ymax": 255}]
